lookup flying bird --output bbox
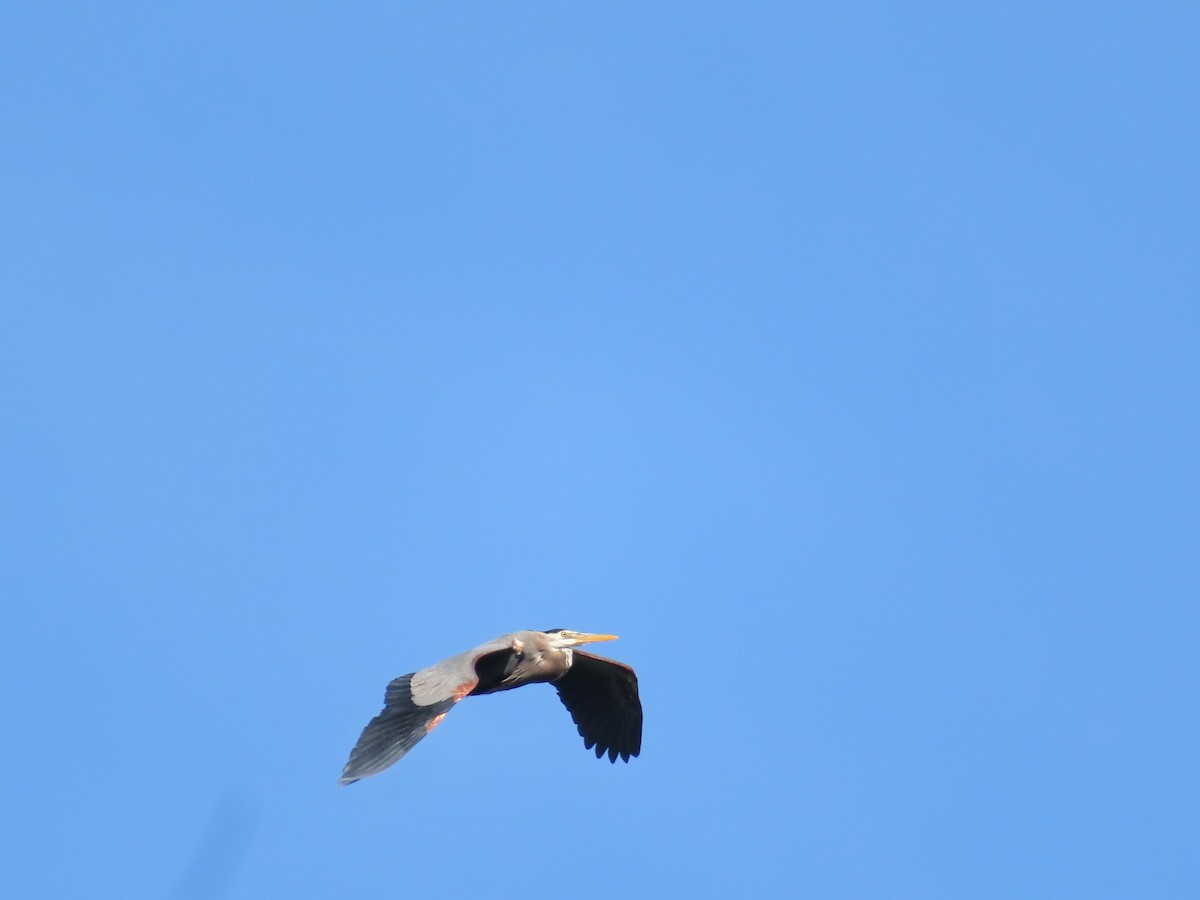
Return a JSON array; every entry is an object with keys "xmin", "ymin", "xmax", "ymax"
[{"xmin": 340, "ymin": 629, "xmax": 642, "ymax": 784}]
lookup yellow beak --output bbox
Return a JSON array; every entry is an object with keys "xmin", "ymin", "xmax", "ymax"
[{"xmin": 569, "ymin": 631, "xmax": 618, "ymax": 645}]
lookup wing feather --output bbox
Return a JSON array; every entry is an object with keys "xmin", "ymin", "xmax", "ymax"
[
  {"xmin": 553, "ymin": 650, "xmax": 642, "ymax": 763},
  {"xmin": 339, "ymin": 636, "xmax": 514, "ymax": 784},
  {"xmin": 339, "ymin": 674, "xmax": 454, "ymax": 784}
]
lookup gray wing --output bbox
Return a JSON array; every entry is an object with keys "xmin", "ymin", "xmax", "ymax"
[
  {"xmin": 338, "ymin": 674, "xmax": 454, "ymax": 784},
  {"xmin": 553, "ymin": 650, "xmax": 642, "ymax": 763},
  {"xmin": 339, "ymin": 636, "xmax": 514, "ymax": 785}
]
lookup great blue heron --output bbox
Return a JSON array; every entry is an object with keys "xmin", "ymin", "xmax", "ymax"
[{"xmin": 340, "ymin": 629, "xmax": 642, "ymax": 784}]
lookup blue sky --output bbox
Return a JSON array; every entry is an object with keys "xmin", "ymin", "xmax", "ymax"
[{"xmin": 2, "ymin": 2, "xmax": 1197, "ymax": 897}]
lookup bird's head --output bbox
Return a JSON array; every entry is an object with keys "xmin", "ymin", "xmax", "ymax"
[{"xmin": 541, "ymin": 628, "xmax": 619, "ymax": 649}]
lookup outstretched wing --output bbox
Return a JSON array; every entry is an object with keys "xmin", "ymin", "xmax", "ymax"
[
  {"xmin": 553, "ymin": 650, "xmax": 642, "ymax": 762},
  {"xmin": 338, "ymin": 674, "xmax": 454, "ymax": 784},
  {"xmin": 340, "ymin": 636, "xmax": 513, "ymax": 784}
]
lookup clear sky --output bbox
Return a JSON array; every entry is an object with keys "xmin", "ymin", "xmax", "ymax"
[{"xmin": 2, "ymin": 3, "xmax": 1197, "ymax": 898}]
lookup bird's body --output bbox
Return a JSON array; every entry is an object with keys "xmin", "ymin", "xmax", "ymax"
[{"xmin": 340, "ymin": 629, "xmax": 641, "ymax": 784}]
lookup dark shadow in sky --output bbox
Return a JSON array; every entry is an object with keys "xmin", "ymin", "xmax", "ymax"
[{"xmin": 173, "ymin": 792, "xmax": 257, "ymax": 900}]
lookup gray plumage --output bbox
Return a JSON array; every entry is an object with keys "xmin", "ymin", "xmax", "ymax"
[{"xmin": 340, "ymin": 629, "xmax": 642, "ymax": 784}]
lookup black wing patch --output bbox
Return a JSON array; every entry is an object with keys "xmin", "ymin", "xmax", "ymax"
[
  {"xmin": 553, "ymin": 651, "xmax": 642, "ymax": 763},
  {"xmin": 339, "ymin": 675, "xmax": 455, "ymax": 784}
]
